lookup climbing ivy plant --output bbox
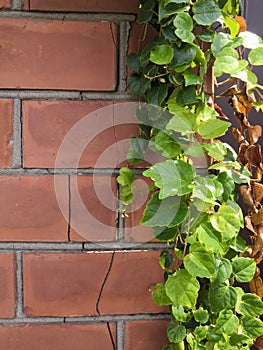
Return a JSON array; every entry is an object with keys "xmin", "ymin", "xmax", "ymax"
[{"xmin": 118, "ymin": 0, "xmax": 263, "ymax": 349}]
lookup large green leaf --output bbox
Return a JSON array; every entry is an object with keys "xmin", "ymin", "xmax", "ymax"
[
  {"xmin": 150, "ymin": 131, "xmax": 182, "ymax": 159},
  {"xmin": 197, "ymin": 222, "xmax": 229, "ymax": 254},
  {"xmin": 127, "ymin": 53, "xmax": 141, "ymax": 72},
  {"xmin": 137, "ymin": 0, "xmax": 155, "ymax": 24},
  {"xmin": 211, "ymin": 205, "xmax": 241, "ymax": 240},
  {"xmin": 159, "ymin": 3, "xmax": 190, "ymax": 22},
  {"xmin": 211, "ymin": 32, "xmax": 232, "ymax": 56},
  {"xmin": 127, "ymin": 74, "xmax": 150, "ymax": 96},
  {"xmin": 214, "ymin": 55, "xmax": 239, "ymax": 77},
  {"xmin": 184, "ymin": 243, "xmax": 216, "ymax": 278},
  {"xmin": 152, "ymin": 283, "xmax": 172, "ymax": 306},
  {"xmin": 174, "ymin": 13, "xmax": 195, "ymax": 43},
  {"xmin": 237, "ymin": 294, "xmax": 263, "ymax": 317},
  {"xmin": 183, "ymin": 70, "xmax": 203, "ymax": 86},
  {"xmin": 232, "ymin": 257, "xmax": 256, "ymax": 283},
  {"xmin": 167, "ymin": 322, "xmax": 187, "ymax": 343},
  {"xmin": 193, "ymin": 0, "xmax": 221, "ymax": 26},
  {"xmin": 212, "ymin": 258, "xmax": 233, "ymax": 284},
  {"xmin": 177, "ymin": 86, "xmax": 199, "ymax": 106},
  {"xmin": 150, "ymin": 45, "xmax": 174, "ymax": 65},
  {"xmin": 197, "ymin": 119, "xmax": 231, "ymax": 139},
  {"xmin": 239, "ymin": 31, "xmax": 262, "ymax": 49},
  {"xmin": 248, "ymin": 47, "xmax": 263, "ymax": 66},
  {"xmin": 170, "ymin": 43, "xmax": 196, "ymax": 68},
  {"xmin": 152, "ymin": 226, "xmax": 178, "ymax": 241},
  {"xmin": 167, "ymin": 101, "xmax": 197, "ymax": 133},
  {"xmin": 143, "ymin": 159, "xmax": 195, "ymax": 198},
  {"xmin": 127, "ymin": 136, "xmax": 148, "ymax": 164},
  {"xmin": 166, "ymin": 269, "xmax": 200, "ymax": 308},
  {"xmin": 141, "ymin": 192, "xmax": 188, "ymax": 227},
  {"xmin": 208, "ymin": 283, "xmax": 238, "ymax": 312},
  {"xmin": 241, "ymin": 316, "xmax": 263, "ymax": 338},
  {"xmin": 213, "ymin": 310, "xmax": 239, "ymax": 335},
  {"xmin": 146, "ymin": 83, "xmax": 168, "ymax": 105}
]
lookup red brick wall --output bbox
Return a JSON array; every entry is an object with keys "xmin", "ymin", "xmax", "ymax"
[{"xmin": 0, "ymin": 1, "xmax": 168, "ymax": 349}]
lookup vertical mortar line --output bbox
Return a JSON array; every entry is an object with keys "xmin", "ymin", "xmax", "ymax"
[
  {"xmin": 67, "ymin": 175, "xmax": 71, "ymax": 241},
  {"xmin": 12, "ymin": 99, "xmax": 23, "ymax": 169},
  {"xmin": 117, "ymin": 21, "xmax": 131, "ymax": 92},
  {"xmin": 15, "ymin": 251, "xmax": 24, "ymax": 318},
  {"xmin": 117, "ymin": 320, "xmax": 125, "ymax": 350},
  {"xmin": 11, "ymin": 0, "xmax": 23, "ymax": 10}
]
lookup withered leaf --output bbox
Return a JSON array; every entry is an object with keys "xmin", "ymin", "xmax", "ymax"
[
  {"xmin": 236, "ymin": 16, "xmax": 247, "ymax": 33},
  {"xmin": 248, "ymin": 125, "xmax": 262, "ymax": 145},
  {"xmin": 251, "ymin": 208, "xmax": 263, "ymax": 225},
  {"xmin": 249, "ymin": 276, "xmax": 263, "ymax": 299},
  {"xmin": 238, "ymin": 143, "xmax": 249, "ymax": 165},
  {"xmin": 245, "ymin": 216, "xmax": 257, "ymax": 234},
  {"xmin": 240, "ymin": 185, "xmax": 254, "ymax": 207},
  {"xmin": 254, "ymin": 183, "xmax": 263, "ymax": 203},
  {"xmin": 254, "ymin": 335, "xmax": 263, "ymax": 350},
  {"xmin": 246, "ymin": 145, "xmax": 262, "ymax": 167},
  {"xmin": 214, "ymin": 103, "xmax": 228, "ymax": 119},
  {"xmin": 232, "ymin": 127, "xmax": 245, "ymax": 142}
]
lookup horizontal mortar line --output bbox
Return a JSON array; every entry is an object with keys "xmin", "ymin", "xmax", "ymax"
[
  {"xmin": 0, "ymin": 243, "xmax": 168, "ymax": 251},
  {"xmin": 0, "ymin": 11, "xmax": 136, "ymax": 22},
  {"xmin": 0, "ymin": 317, "xmax": 65, "ymax": 325},
  {"xmin": 65, "ymin": 314, "xmax": 170, "ymax": 323},
  {"xmin": 0, "ymin": 90, "xmax": 135, "ymax": 101}
]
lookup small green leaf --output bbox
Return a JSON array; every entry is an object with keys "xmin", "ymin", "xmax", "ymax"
[
  {"xmin": 184, "ymin": 243, "xmax": 216, "ymax": 278},
  {"xmin": 137, "ymin": 0, "xmax": 155, "ymax": 24},
  {"xmin": 127, "ymin": 53, "xmax": 141, "ymax": 72},
  {"xmin": 171, "ymin": 43, "xmax": 197, "ymax": 68},
  {"xmin": 141, "ymin": 192, "xmax": 188, "ymax": 227},
  {"xmin": 143, "ymin": 160, "xmax": 195, "ymax": 198},
  {"xmin": 193, "ymin": 0, "xmax": 221, "ymax": 26},
  {"xmin": 241, "ymin": 316, "xmax": 263, "ymax": 339},
  {"xmin": 172, "ymin": 306, "xmax": 189, "ymax": 323},
  {"xmin": 152, "ymin": 283, "xmax": 172, "ymax": 306},
  {"xmin": 212, "ymin": 258, "xmax": 233, "ymax": 284},
  {"xmin": 197, "ymin": 31, "xmax": 215, "ymax": 42},
  {"xmin": 211, "ymin": 205, "xmax": 241, "ymax": 239},
  {"xmin": 211, "ymin": 32, "xmax": 232, "ymax": 56},
  {"xmin": 238, "ymin": 294, "xmax": 263, "ymax": 317},
  {"xmin": 202, "ymin": 142, "xmax": 228, "ymax": 161},
  {"xmin": 248, "ymin": 47, "xmax": 263, "ymax": 66},
  {"xmin": 160, "ymin": 250, "xmax": 174, "ymax": 269},
  {"xmin": 146, "ymin": 83, "xmax": 168, "ymax": 105},
  {"xmin": 239, "ymin": 31, "xmax": 262, "ymax": 49},
  {"xmin": 177, "ymin": 85, "xmax": 199, "ymax": 106},
  {"xmin": 150, "ymin": 131, "xmax": 182, "ymax": 159},
  {"xmin": 150, "ymin": 45, "xmax": 174, "ymax": 65},
  {"xmin": 197, "ymin": 222, "xmax": 228, "ymax": 254},
  {"xmin": 167, "ymin": 101, "xmax": 197, "ymax": 134},
  {"xmin": 194, "ymin": 326, "xmax": 208, "ymax": 340},
  {"xmin": 166, "ymin": 269, "xmax": 200, "ymax": 308},
  {"xmin": 214, "ymin": 55, "xmax": 239, "ymax": 77},
  {"xmin": 223, "ymin": 15, "xmax": 240, "ymax": 38},
  {"xmin": 167, "ymin": 322, "xmax": 186, "ymax": 343},
  {"xmin": 127, "ymin": 136, "xmax": 148, "ymax": 164},
  {"xmin": 194, "ymin": 307, "xmax": 209, "ymax": 324},
  {"xmin": 127, "ymin": 74, "xmax": 150, "ymax": 96},
  {"xmin": 117, "ymin": 168, "xmax": 135, "ymax": 205},
  {"xmin": 174, "ymin": 12, "xmax": 193, "ymax": 30},
  {"xmin": 208, "ymin": 283, "xmax": 238, "ymax": 312},
  {"xmin": 183, "ymin": 70, "xmax": 203, "ymax": 86},
  {"xmin": 213, "ymin": 310, "xmax": 239, "ymax": 335},
  {"xmin": 197, "ymin": 119, "xmax": 231, "ymax": 139},
  {"xmin": 232, "ymin": 257, "xmax": 256, "ymax": 283}
]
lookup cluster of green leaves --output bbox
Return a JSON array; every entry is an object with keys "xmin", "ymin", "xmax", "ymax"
[{"xmin": 118, "ymin": 0, "xmax": 263, "ymax": 349}]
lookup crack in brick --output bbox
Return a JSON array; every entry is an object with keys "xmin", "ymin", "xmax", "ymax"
[{"xmin": 96, "ymin": 252, "xmax": 116, "ymax": 350}]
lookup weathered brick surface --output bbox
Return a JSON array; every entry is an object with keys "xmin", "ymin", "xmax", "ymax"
[
  {"xmin": 0, "ymin": 19, "xmax": 117, "ymax": 90},
  {"xmin": 0, "ymin": 254, "xmax": 15, "ymax": 318},
  {"xmin": 99, "ymin": 251, "xmax": 166, "ymax": 314},
  {"xmin": 0, "ymin": 324, "xmax": 116, "ymax": 349},
  {"xmin": 0, "ymin": 100, "xmax": 13, "ymax": 167},
  {"xmin": 23, "ymin": 251, "xmax": 166, "ymax": 316},
  {"xmin": 23, "ymin": 252, "xmax": 113, "ymax": 316},
  {"xmin": 23, "ymin": 100, "xmax": 140, "ymax": 168},
  {"xmin": 70, "ymin": 176, "xmax": 118, "ymax": 242},
  {"xmin": 24, "ymin": 0, "xmax": 139, "ymax": 12},
  {"xmin": 0, "ymin": 0, "xmax": 10, "ymax": 8},
  {"xmin": 124, "ymin": 320, "xmax": 169, "ymax": 350},
  {"xmin": 0, "ymin": 176, "xmax": 68, "ymax": 241},
  {"xmin": 128, "ymin": 24, "xmax": 158, "ymax": 55}
]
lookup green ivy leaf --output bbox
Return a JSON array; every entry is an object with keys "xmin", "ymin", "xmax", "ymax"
[
  {"xmin": 238, "ymin": 294, "xmax": 263, "ymax": 317},
  {"xmin": 208, "ymin": 283, "xmax": 238, "ymax": 312},
  {"xmin": 248, "ymin": 47, "xmax": 263, "ymax": 66},
  {"xmin": 150, "ymin": 45, "xmax": 174, "ymax": 65},
  {"xmin": 197, "ymin": 222, "xmax": 229, "ymax": 254},
  {"xmin": 137, "ymin": 0, "xmax": 155, "ymax": 24},
  {"xmin": 143, "ymin": 160, "xmax": 195, "ymax": 198},
  {"xmin": 159, "ymin": 3, "xmax": 190, "ymax": 22},
  {"xmin": 184, "ymin": 243, "xmax": 216, "ymax": 278},
  {"xmin": 232, "ymin": 257, "xmax": 256, "ymax": 283},
  {"xmin": 152, "ymin": 283, "xmax": 172, "ymax": 306},
  {"xmin": 211, "ymin": 205, "xmax": 241, "ymax": 239},
  {"xmin": 167, "ymin": 101, "xmax": 197, "ymax": 134},
  {"xmin": 239, "ymin": 31, "xmax": 263, "ymax": 49},
  {"xmin": 194, "ymin": 326, "xmax": 208, "ymax": 340},
  {"xmin": 141, "ymin": 192, "xmax": 188, "ymax": 227},
  {"xmin": 150, "ymin": 131, "xmax": 182, "ymax": 159},
  {"xmin": 193, "ymin": 0, "xmax": 221, "ymax": 26},
  {"xmin": 127, "ymin": 53, "xmax": 141, "ymax": 72},
  {"xmin": 152, "ymin": 226, "xmax": 178, "ymax": 241},
  {"xmin": 217, "ymin": 172, "xmax": 235, "ymax": 201},
  {"xmin": 212, "ymin": 258, "xmax": 233, "ymax": 284},
  {"xmin": 213, "ymin": 310, "xmax": 239, "ymax": 335},
  {"xmin": 174, "ymin": 13, "xmax": 195, "ymax": 43},
  {"xmin": 117, "ymin": 167, "xmax": 135, "ymax": 205},
  {"xmin": 160, "ymin": 250, "xmax": 174, "ymax": 269},
  {"xmin": 172, "ymin": 305, "xmax": 189, "ymax": 323},
  {"xmin": 170, "ymin": 43, "xmax": 197, "ymax": 68},
  {"xmin": 127, "ymin": 136, "xmax": 148, "ymax": 164},
  {"xmin": 241, "ymin": 316, "xmax": 263, "ymax": 339},
  {"xmin": 197, "ymin": 119, "xmax": 231, "ymax": 139},
  {"xmin": 223, "ymin": 15, "xmax": 240, "ymax": 38},
  {"xmin": 166, "ymin": 269, "xmax": 200, "ymax": 308},
  {"xmin": 177, "ymin": 85, "xmax": 199, "ymax": 106},
  {"xmin": 211, "ymin": 32, "xmax": 232, "ymax": 56},
  {"xmin": 164, "ymin": 0, "xmax": 189, "ymax": 5},
  {"xmin": 230, "ymin": 333, "xmax": 252, "ymax": 347},
  {"xmin": 214, "ymin": 55, "xmax": 239, "ymax": 77},
  {"xmin": 167, "ymin": 322, "xmax": 186, "ymax": 343},
  {"xmin": 146, "ymin": 83, "xmax": 169, "ymax": 105},
  {"xmin": 183, "ymin": 70, "xmax": 203, "ymax": 86},
  {"xmin": 194, "ymin": 307, "xmax": 209, "ymax": 324},
  {"xmin": 202, "ymin": 142, "xmax": 228, "ymax": 161},
  {"xmin": 127, "ymin": 74, "xmax": 151, "ymax": 96}
]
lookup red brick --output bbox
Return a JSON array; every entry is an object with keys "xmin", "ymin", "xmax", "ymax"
[
  {"xmin": 128, "ymin": 23, "xmax": 158, "ymax": 55},
  {"xmin": 0, "ymin": 254, "xmax": 15, "ymax": 318},
  {"xmin": 0, "ymin": 324, "xmax": 116, "ymax": 349},
  {"xmin": 0, "ymin": 0, "xmax": 10, "ymax": 8},
  {"xmin": 23, "ymin": 0, "xmax": 139, "ymax": 12},
  {"xmin": 0, "ymin": 176, "xmax": 68, "ymax": 241},
  {"xmin": 99, "ymin": 251, "xmax": 167, "ymax": 314},
  {"xmin": 125, "ymin": 320, "xmax": 169, "ymax": 350},
  {"xmin": 0, "ymin": 19, "xmax": 117, "ymax": 90},
  {"xmin": 23, "ymin": 252, "xmax": 113, "ymax": 316},
  {"xmin": 23, "ymin": 100, "xmax": 141, "ymax": 168},
  {"xmin": 70, "ymin": 176, "xmax": 118, "ymax": 242},
  {"xmin": 0, "ymin": 100, "xmax": 13, "ymax": 167}
]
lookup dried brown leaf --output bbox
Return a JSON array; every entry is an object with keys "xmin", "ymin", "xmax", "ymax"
[
  {"xmin": 245, "ymin": 216, "xmax": 257, "ymax": 234},
  {"xmin": 240, "ymin": 185, "xmax": 254, "ymax": 207},
  {"xmin": 232, "ymin": 127, "xmax": 245, "ymax": 142},
  {"xmin": 248, "ymin": 125, "xmax": 262, "ymax": 145},
  {"xmin": 249, "ymin": 276, "xmax": 263, "ymax": 299},
  {"xmin": 251, "ymin": 208, "xmax": 263, "ymax": 225},
  {"xmin": 236, "ymin": 16, "xmax": 247, "ymax": 33},
  {"xmin": 246, "ymin": 145, "xmax": 262, "ymax": 167},
  {"xmin": 238, "ymin": 143, "xmax": 248, "ymax": 165},
  {"xmin": 254, "ymin": 183, "xmax": 263, "ymax": 203}
]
